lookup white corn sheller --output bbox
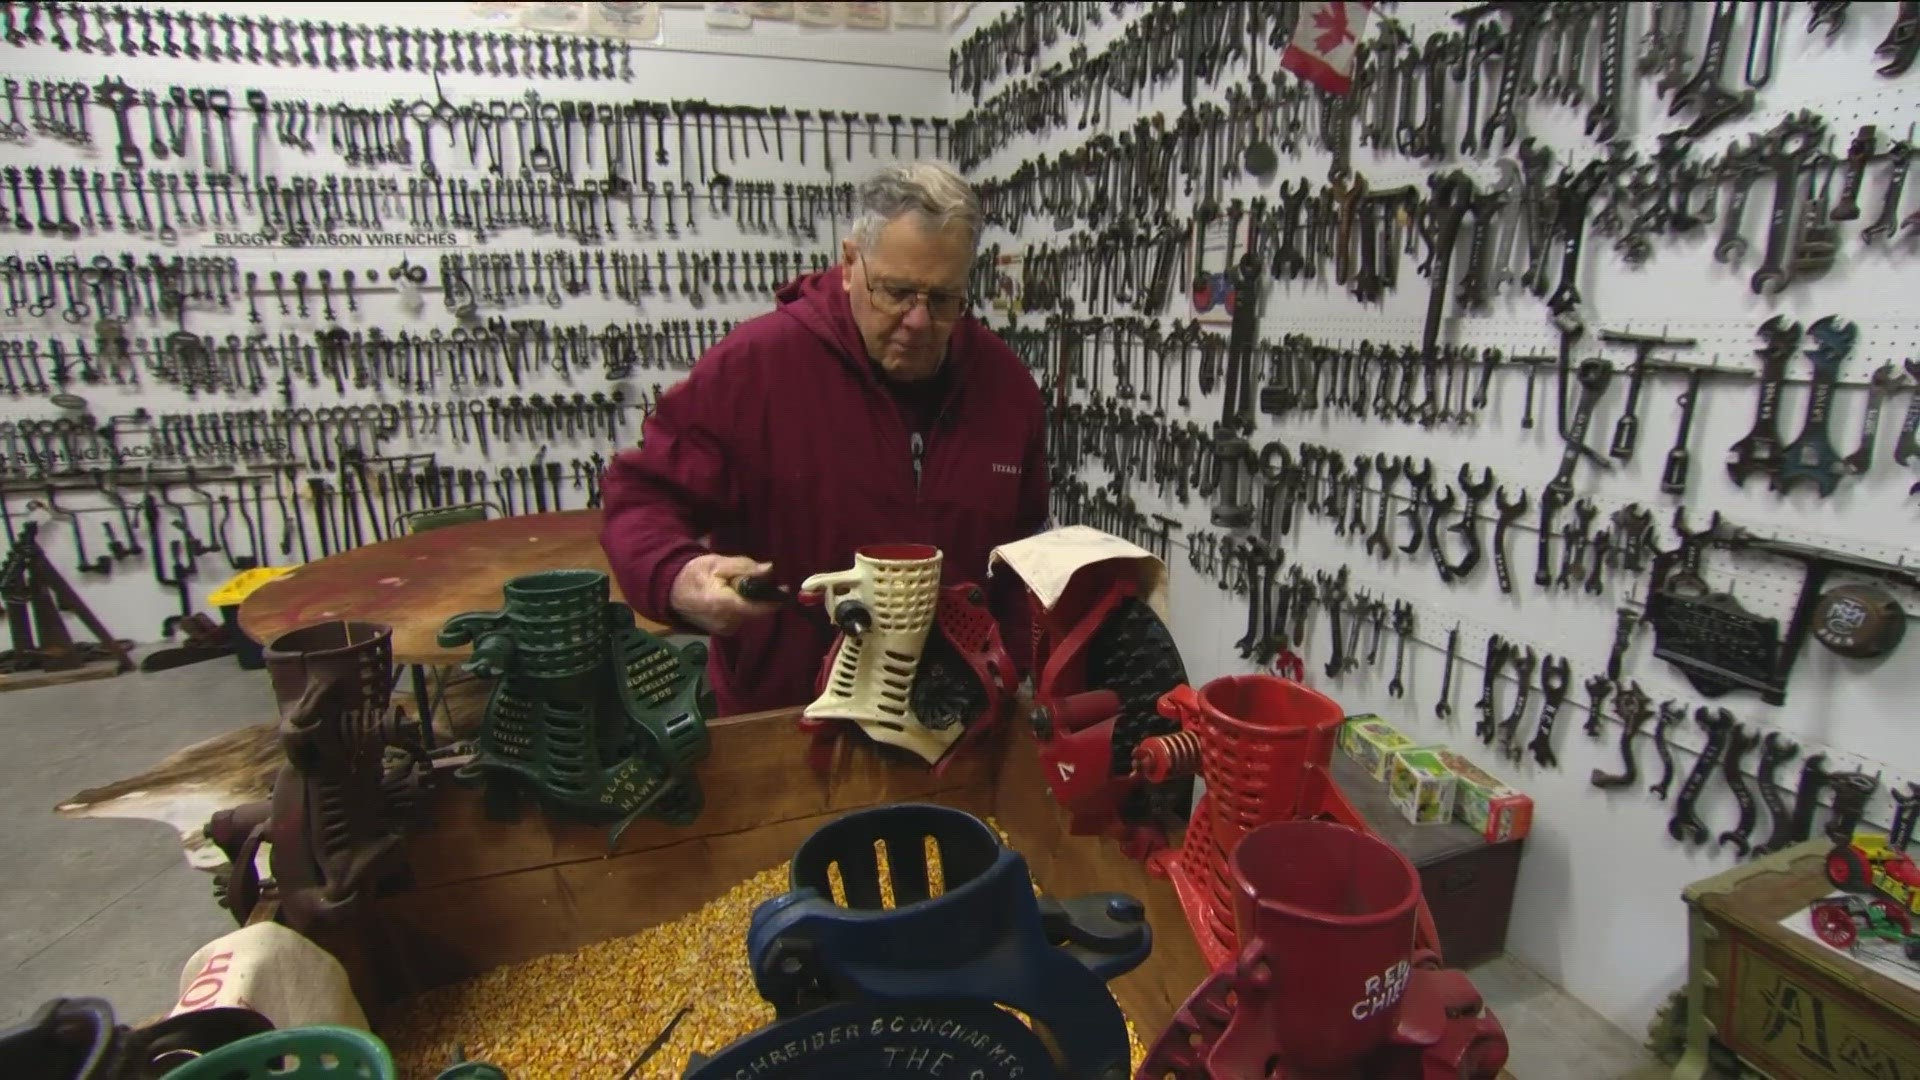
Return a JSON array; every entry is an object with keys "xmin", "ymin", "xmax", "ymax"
[{"xmin": 800, "ymin": 543, "xmax": 956, "ymax": 764}]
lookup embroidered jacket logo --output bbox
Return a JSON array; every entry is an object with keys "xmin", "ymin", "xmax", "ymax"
[{"xmin": 992, "ymin": 464, "xmax": 1021, "ymax": 476}]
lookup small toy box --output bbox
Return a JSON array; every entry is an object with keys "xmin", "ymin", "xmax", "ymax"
[
  {"xmin": 1388, "ymin": 748, "xmax": 1458, "ymax": 827},
  {"xmin": 1434, "ymin": 750, "xmax": 1533, "ymax": 843},
  {"xmin": 1340, "ymin": 716, "xmax": 1416, "ymax": 782}
]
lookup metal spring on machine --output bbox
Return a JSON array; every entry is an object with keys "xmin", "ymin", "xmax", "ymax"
[{"xmin": 1133, "ymin": 728, "xmax": 1202, "ymax": 783}]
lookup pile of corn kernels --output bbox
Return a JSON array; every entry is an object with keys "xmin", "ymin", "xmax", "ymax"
[{"xmin": 378, "ymin": 825, "xmax": 1148, "ymax": 1079}]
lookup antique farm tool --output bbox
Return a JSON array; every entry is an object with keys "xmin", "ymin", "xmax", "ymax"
[
  {"xmin": 438, "ymin": 570, "xmax": 712, "ymax": 844},
  {"xmin": 1136, "ymin": 674, "xmax": 1449, "ymax": 970},
  {"xmin": 1003, "ymin": 532, "xmax": 1193, "ymax": 861},
  {"xmin": 0, "ymin": 996, "xmax": 277, "ymax": 1080},
  {"xmin": 684, "ymin": 804, "xmax": 1150, "ymax": 1080},
  {"xmin": 206, "ymin": 620, "xmax": 431, "ymax": 930},
  {"xmin": 0, "ymin": 521, "xmax": 135, "ymax": 678},
  {"xmin": 1648, "ymin": 520, "xmax": 1920, "ymax": 705},
  {"xmin": 1139, "ymin": 818, "xmax": 1509, "ymax": 1079},
  {"xmin": 797, "ymin": 544, "xmax": 1018, "ymax": 772}
]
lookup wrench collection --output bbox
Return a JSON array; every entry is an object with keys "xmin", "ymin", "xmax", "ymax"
[
  {"xmin": 0, "ymin": 6, "xmax": 933, "ymax": 657},
  {"xmin": 4, "ymin": 1, "xmax": 641, "ymax": 82},
  {"xmin": 969, "ymin": 1, "xmax": 1920, "ymax": 853}
]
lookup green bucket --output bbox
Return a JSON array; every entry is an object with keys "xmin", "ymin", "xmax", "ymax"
[{"xmin": 162, "ymin": 1026, "xmax": 397, "ymax": 1080}]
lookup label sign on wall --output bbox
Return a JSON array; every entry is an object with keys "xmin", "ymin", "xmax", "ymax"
[
  {"xmin": 590, "ymin": 1, "xmax": 663, "ymax": 39},
  {"xmin": 795, "ymin": 2, "xmax": 842, "ymax": 27}
]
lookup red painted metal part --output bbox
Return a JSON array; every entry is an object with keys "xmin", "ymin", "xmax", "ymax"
[
  {"xmin": 927, "ymin": 583, "xmax": 1019, "ymax": 778},
  {"xmin": 1137, "ymin": 818, "xmax": 1510, "ymax": 1079},
  {"xmin": 1144, "ymin": 668, "xmax": 1443, "ymax": 960},
  {"xmin": 1147, "ymin": 674, "xmax": 1445, "ymax": 968},
  {"xmin": 1026, "ymin": 571, "xmax": 1169, "ymax": 861}
]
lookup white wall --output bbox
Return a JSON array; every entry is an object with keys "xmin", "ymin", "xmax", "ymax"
[
  {"xmin": 0, "ymin": 1, "xmax": 950, "ymax": 642},
  {"xmin": 953, "ymin": 0, "xmax": 1920, "ymax": 1041}
]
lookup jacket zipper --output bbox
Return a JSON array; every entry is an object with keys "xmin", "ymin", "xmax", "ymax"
[{"xmin": 910, "ymin": 432, "xmax": 925, "ymax": 494}]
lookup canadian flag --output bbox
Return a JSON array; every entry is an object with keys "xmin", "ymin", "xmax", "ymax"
[{"xmin": 1281, "ymin": 1, "xmax": 1374, "ymax": 95}]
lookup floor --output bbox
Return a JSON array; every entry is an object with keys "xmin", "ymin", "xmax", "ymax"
[{"xmin": 0, "ymin": 655, "xmax": 1664, "ymax": 1078}]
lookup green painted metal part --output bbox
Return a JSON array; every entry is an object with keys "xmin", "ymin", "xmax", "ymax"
[
  {"xmin": 400, "ymin": 504, "xmax": 492, "ymax": 534},
  {"xmin": 162, "ymin": 1026, "xmax": 398, "ymax": 1080},
  {"xmin": 437, "ymin": 569, "xmax": 715, "ymax": 844}
]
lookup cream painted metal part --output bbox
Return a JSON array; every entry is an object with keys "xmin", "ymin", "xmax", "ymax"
[{"xmin": 802, "ymin": 546, "xmax": 957, "ymax": 763}]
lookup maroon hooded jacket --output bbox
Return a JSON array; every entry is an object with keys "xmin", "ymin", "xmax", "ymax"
[{"xmin": 599, "ymin": 264, "xmax": 1050, "ymax": 717}]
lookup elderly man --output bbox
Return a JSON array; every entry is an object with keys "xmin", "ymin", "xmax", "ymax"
[{"xmin": 599, "ymin": 162, "xmax": 1049, "ymax": 717}]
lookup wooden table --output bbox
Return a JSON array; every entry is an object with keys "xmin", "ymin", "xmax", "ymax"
[
  {"xmin": 237, "ymin": 509, "xmax": 669, "ymax": 665},
  {"xmin": 1671, "ymin": 840, "xmax": 1920, "ymax": 1079}
]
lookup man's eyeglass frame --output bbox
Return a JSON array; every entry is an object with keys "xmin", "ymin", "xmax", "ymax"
[{"xmin": 859, "ymin": 254, "xmax": 970, "ymax": 322}]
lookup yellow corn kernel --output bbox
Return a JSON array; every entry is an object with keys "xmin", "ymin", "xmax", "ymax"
[{"xmin": 376, "ymin": 817, "xmax": 1148, "ymax": 1078}]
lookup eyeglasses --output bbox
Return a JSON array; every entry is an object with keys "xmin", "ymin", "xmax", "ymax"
[{"xmin": 859, "ymin": 255, "xmax": 970, "ymax": 322}]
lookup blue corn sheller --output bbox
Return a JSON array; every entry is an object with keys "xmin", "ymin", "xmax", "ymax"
[{"xmin": 684, "ymin": 803, "xmax": 1153, "ymax": 1080}]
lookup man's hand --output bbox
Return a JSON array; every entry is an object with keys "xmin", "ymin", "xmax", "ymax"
[{"xmin": 670, "ymin": 553, "xmax": 783, "ymax": 636}]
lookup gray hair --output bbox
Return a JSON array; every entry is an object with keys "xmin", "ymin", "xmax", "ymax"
[{"xmin": 849, "ymin": 162, "xmax": 983, "ymax": 253}]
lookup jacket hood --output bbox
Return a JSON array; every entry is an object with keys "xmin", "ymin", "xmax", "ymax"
[
  {"xmin": 775, "ymin": 265, "xmax": 988, "ymax": 410},
  {"xmin": 776, "ymin": 265, "xmax": 876, "ymax": 383}
]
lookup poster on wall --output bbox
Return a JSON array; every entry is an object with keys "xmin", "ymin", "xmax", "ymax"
[
  {"xmin": 744, "ymin": 2, "xmax": 794, "ymax": 18},
  {"xmin": 1189, "ymin": 213, "xmax": 1254, "ymax": 325},
  {"xmin": 844, "ymin": 1, "xmax": 889, "ymax": 29},
  {"xmin": 1780, "ymin": 895, "xmax": 1920, "ymax": 993},
  {"xmin": 519, "ymin": 1, "xmax": 593, "ymax": 33},
  {"xmin": 795, "ymin": 2, "xmax": 844, "ymax": 28},
  {"xmin": 588, "ymin": 1, "xmax": 661, "ymax": 38},
  {"xmin": 468, "ymin": 2, "xmax": 528, "ymax": 26},
  {"xmin": 705, "ymin": 2, "xmax": 753, "ymax": 29},
  {"xmin": 893, "ymin": 2, "xmax": 938, "ymax": 28},
  {"xmin": 987, "ymin": 252, "xmax": 1024, "ymax": 318}
]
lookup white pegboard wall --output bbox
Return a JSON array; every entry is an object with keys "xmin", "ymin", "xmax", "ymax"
[{"xmin": 962, "ymin": 0, "xmax": 1920, "ymax": 1039}]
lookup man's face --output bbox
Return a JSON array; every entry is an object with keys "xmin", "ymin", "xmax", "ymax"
[{"xmin": 842, "ymin": 214, "xmax": 973, "ymax": 383}]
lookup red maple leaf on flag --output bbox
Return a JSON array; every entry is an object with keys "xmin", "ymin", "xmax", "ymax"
[{"xmin": 1311, "ymin": 2, "xmax": 1355, "ymax": 54}]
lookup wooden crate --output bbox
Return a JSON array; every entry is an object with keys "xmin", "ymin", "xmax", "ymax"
[
  {"xmin": 292, "ymin": 706, "xmax": 1516, "ymax": 1075},
  {"xmin": 1671, "ymin": 841, "xmax": 1920, "ymax": 1080}
]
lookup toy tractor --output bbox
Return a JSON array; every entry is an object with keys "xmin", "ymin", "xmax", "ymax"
[
  {"xmin": 1809, "ymin": 895, "xmax": 1920, "ymax": 962},
  {"xmin": 1813, "ymin": 777, "xmax": 1920, "ymax": 962}
]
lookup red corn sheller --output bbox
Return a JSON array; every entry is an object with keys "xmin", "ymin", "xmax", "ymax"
[
  {"xmin": 1144, "ymin": 674, "xmax": 1424, "ymax": 967},
  {"xmin": 1026, "ymin": 563, "xmax": 1193, "ymax": 862},
  {"xmin": 1138, "ymin": 819, "xmax": 1510, "ymax": 1079}
]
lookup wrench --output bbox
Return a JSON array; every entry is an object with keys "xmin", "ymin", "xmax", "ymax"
[
  {"xmin": 1527, "ymin": 655, "xmax": 1573, "ymax": 770},
  {"xmin": 1590, "ymin": 680, "xmax": 1650, "ymax": 788},
  {"xmin": 1750, "ymin": 113, "xmax": 1825, "ymax": 295},
  {"xmin": 1893, "ymin": 358, "xmax": 1920, "ymax": 466},
  {"xmin": 1713, "ymin": 143, "xmax": 1763, "ymax": 263},
  {"xmin": 1497, "ymin": 647, "xmax": 1538, "ymax": 764},
  {"xmin": 1844, "ymin": 363, "xmax": 1899, "ymax": 475},
  {"xmin": 1727, "ymin": 315, "xmax": 1802, "ymax": 486},
  {"xmin": 1492, "ymin": 486, "xmax": 1528, "ymax": 595},
  {"xmin": 1773, "ymin": 314, "xmax": 1854, "ymax": 497},
  {"xmin": 1864, "ymin": 137, "xmax": 1913, "ymax": 244}
]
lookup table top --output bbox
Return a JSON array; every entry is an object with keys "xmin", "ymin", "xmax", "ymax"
[
  {"xmin": 237, "ymin": 509, "xmax": 671, "ymax": 665},
  {"xmin": 1330, "ymin": 752, "xmax": 1492, "ymax": 866},
  {"xmin": 1687, "ymin": 839, "xmax": 1920, "ymax": 1019}
]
